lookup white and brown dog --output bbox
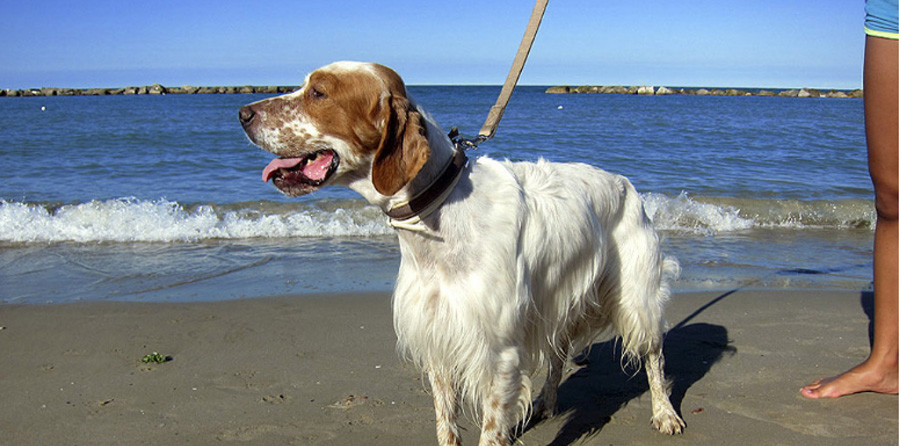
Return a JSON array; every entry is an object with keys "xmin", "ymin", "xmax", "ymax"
[{"xmin": 240, "ymin": 61, "xmax": 684, "ymax": 445}]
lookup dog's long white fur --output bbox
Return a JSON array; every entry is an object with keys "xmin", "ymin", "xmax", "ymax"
[
  {"xmin": 243, "ymin": 62, "xmax": 685, "ymax": 445},
  {"xmin": 376, "ymin": 99, "xmax": 684, "ymax": 444}
]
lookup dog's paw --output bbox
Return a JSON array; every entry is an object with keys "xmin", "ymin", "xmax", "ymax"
[
  {"xmin": 651, "ymin": 411, "xmax": 685, "ymax": 435},
  {"xmin": 531, "ymin": 397, "xmax": 557, "ymax": 420}
]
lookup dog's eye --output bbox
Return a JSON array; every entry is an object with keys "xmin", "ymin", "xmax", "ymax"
[{"xmin": 309, "ymin": 86, "xmax": 327, "ymax": 100}]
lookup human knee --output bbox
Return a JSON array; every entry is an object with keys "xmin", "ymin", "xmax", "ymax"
[{"xmin": 873, "ymin": 183, "xmax": 899, "ymax": 222}]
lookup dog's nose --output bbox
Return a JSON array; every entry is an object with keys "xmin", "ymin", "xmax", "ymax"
[{"xmin": 238, "ymin": 106, "xmax": 256, "ymax": 127}]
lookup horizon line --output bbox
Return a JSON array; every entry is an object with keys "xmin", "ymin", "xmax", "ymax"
[{"xmin": 2, "ymin": 83, "xmax": 864, "ymax": 95}]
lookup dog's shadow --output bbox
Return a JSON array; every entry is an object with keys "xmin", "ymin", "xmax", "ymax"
[{"xmin": 526, "ymin": 321, "xmax": 733, "ymax": 445}]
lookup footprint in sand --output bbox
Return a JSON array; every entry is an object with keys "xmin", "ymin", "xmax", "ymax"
[
  {"xmin": 260, "ymin": 394, "xmax": 290, "ymax": 404},
  {"xmin": 327, "ymin": 394, "xmax": 368, "ymax": 410}
]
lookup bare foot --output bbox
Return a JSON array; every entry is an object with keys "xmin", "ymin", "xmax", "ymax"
[{"xmin": 801, "ymin": 362, "xmax": 899, "ymax": 399}]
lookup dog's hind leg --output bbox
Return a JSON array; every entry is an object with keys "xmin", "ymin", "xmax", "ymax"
[
  {"xmin": 533, "ymin": 350, "xmax": 565, "ymax": 419},
  {"xmin": 430, "ymin": 372, "xmax": 462, "ymax": 446},
  {"xmin": 645, "ymin": 345, "xmax": 685, "ymax": 434}
]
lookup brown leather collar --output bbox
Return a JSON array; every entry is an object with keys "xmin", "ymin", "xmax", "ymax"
[{"xmin": 385, "ymin": 150, "xmax": 468, "ymax": 221}]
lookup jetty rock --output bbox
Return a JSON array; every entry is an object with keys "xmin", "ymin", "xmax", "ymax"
[
  {"xmin": 0, "ymin": 84, "xmax": 302, "ymax": 97},
  {"xmin": 38, "ymin": 87, "xmax": 74, "ymax": 96},
  {"xmin": 84, "ymin": 88, "xmax": 109, "ymax": 96},
  {"xmin": 655, "ymin": 86, "xmax": 675, "ymax": 95},
  {"xmin": 543, "ymin": 84, "xmax": 862, "ymax": 99},
  {"xmin": 545, "ymin": 85, "xmax": 571, "ymax": 93},
  {"xmin": 604, "ymin": 86, "xmax": 629, "ymax": 94},
  {"xmin": 147, "ymin": 84, "xmax": 167, "ymax": 95}
]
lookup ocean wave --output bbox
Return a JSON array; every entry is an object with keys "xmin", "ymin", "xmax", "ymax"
[
  {"xmin": 0, "ymin": 198, "xmax": 393, "ymax": 243},
  {"xmin": 0, "ymin": 194, "xmax": 874, "ymax": 244},
  {"xmin": 643, "ymin": 193, "xmax": 874, "ymax": 234}
]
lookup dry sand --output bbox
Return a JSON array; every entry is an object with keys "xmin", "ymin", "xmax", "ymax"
[{"xmin": 0, "ymin": 290, "xmax": 896, "ymax": 445}]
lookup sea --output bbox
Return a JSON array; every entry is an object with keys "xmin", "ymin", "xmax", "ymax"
[{"xmin": 0, "ymin": 86, "xmax": 876, "ymax": 304}]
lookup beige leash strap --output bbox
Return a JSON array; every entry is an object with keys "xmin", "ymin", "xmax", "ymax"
[{"xmin": 477, "ymin": 0, "xmax": 549, "ymax": 141}]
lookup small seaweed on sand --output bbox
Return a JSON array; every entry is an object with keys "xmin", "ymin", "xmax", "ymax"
[{"xmin": 141, "ymin": 352, "xmax": 171, "ymax": 364}]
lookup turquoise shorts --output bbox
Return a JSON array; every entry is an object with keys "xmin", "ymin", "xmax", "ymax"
[{"xmin": 866, "ymin": 0, "xmax": 899, "ymax": 39}]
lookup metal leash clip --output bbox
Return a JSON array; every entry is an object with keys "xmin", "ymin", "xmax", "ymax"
[{"xmin": 448, "ymin": 127, "xmax": 487, "ymax": 151}]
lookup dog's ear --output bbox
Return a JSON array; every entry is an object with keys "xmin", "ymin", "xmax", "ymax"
[{"xmin": 371, "ymin": 94, "xmax": 430, "ymax": 196}]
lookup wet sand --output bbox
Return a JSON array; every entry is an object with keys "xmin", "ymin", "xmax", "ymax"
[{"xmin": 0, "ymin": 290, "xmax": 895, "ymax": 445}]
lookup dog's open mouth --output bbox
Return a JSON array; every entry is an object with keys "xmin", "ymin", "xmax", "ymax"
[{"xmin": 262, "ymin": 150, "xmax": 339, "ymax": 196}]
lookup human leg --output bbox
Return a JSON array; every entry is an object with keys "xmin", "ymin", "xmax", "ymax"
[{"xmin": 801, "ymin": 34, "xmax": 898, "ymax": 399}]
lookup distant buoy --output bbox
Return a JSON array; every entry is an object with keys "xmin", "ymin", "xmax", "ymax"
[
  {"xmin": 41, "ymin": 106, "xmax": 46, "ymax": 111},
  {"xmin": 557, "ymin": 105, "xmax": 563, "ymax": 110}
]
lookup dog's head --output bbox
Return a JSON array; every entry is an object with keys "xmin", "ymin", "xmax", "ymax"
[{"xmin": 240, "ymin": 61, "xmax": 430, "ymax": 197}]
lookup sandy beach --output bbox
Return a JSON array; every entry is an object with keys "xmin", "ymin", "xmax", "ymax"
[{"xmin": 0, "ymin": 290, "xmax": 896, "ymax": 445}]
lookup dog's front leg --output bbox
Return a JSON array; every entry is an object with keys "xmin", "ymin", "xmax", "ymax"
[
  {"xmin": 645, "ymin": 346, "xmax": 685, "ymax": 434},
  {"xmin": 479, "ymin": 348, "xmax": 527, "ymax": 446},
  {"xmin": 430, "ymin": 371, "xmax": 462, "ymax": 446}
]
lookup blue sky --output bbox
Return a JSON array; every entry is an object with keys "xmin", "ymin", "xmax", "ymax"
[{"xmin": 1, "ymin": 0, "xmax": 866, "ymax": 89}]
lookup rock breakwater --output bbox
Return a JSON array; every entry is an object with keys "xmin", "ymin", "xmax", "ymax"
[
  {"xmin": 546, "ymin": 85, "xmax": 863, "ymax": 98},
  {"xmin": 2, "ymin": 84, "xmax": 864, "ymax": 99},
  {"xmin": 1, "ymin": 85, "xmax": 300, "ymax": 97}
]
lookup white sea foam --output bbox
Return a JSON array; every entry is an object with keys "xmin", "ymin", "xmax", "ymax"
[
  {"xmin": 0, "ymin": 198, "xmax": 393, "ymax": 243},
  {"xmin": 643, "ymin": 193, "xmax": 754, "ymax": 234},
  {"xmin": 642, "ymin": 193, "xmax": 875, "ymax": 234},
  {"xmin": 0, "ymin": 194, "xmax": 875, "ymax": 244}
]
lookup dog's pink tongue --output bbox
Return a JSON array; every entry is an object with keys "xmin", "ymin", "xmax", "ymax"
[
  {"xmin": 301, "ymin": 151, "xmax": 334, "ymax": 181},
  {"xmin": 262, "ymin": 158, "xmax": 303, "ymax": 182}
]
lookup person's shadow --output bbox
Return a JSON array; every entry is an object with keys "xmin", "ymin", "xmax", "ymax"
[
  {"xmin": 860, "ymin": 290, "xmax": 875, "ymax": 346},
  {"xmin": 522, "ymin": 291, "xmax": 737, "ymax": 445}
]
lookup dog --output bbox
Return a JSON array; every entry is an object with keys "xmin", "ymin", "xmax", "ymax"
[{"xmin": 239, "ymin": 61, "xmax": 685, "ymax": 445}]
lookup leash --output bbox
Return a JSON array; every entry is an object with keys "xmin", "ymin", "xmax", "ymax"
[
  {"xmin": 388, "ymin": 0, "xmax": 548, "ymax": 231},
  {"xmin": 450, "ymin": 0, "xmax": 549, "ymax": 150}
]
